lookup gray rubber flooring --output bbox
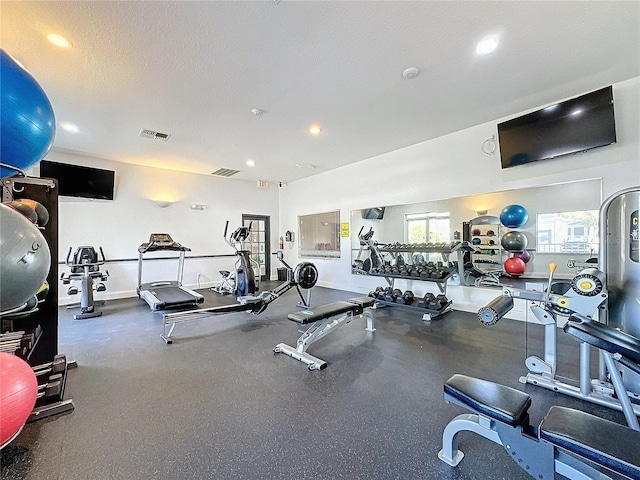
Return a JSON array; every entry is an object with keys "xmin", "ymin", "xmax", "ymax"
[{"xmin": 1, "ymin": 282, "xmax": 629, "ymax": 479}]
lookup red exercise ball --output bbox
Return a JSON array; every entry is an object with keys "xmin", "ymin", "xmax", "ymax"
[
  {"xmin": 504, "ymin": 257, "xmax": 526, "ymax": 277},
  {"xmin": 0, "ymin": 352, "xmax": 38, "ymax": 448}
]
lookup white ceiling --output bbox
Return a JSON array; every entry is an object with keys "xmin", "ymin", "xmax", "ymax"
[{"xmin": 2, "ymin": 1, "xmax": 639, "ymax": 183}]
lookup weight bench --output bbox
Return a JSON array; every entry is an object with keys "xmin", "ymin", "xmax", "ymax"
[
  {"xmin": 274, "ymin": 296, "xmax": 375, "ymax": 370},
  {"xmin": 438, "ymin": 374, "xmax": 640, "ymax": 479}
]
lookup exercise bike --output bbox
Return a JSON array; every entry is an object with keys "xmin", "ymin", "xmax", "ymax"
[
  {"xmin": 212, "ymin": 221, "xmax": 260, "ymax": 296},
  {"xmin": 60, "ymin": 246, "xmax": 109, "ymax": 320}
]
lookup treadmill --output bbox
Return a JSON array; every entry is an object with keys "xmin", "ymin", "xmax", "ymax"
[{"xmin": 137, "ymin": 234, "xmax": 204, "ymax": 311}]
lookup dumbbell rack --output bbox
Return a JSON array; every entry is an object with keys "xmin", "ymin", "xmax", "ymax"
[
  {"xmin": 365, "ymin": 242, "xmax": 467, "ymax": 320},
  {"xmin": 373, "ymin": 295, "xmax": 452, "ymax": 322}
]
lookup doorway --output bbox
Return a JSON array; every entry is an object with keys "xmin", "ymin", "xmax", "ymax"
[{"xmin": 242, "ymin": 214, "xmax": 270, "ymax": 281}]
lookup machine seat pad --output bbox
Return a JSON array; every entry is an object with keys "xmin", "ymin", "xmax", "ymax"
[
  {"xmin": 347, "ymin": 296, "xmax": 375, "ymax": 308},
  {"xmin": 540, "ymin": 406, "xmax": 640, "ymax": 478},
  {"xmin": 288, "ymin": 301, "xmax": 363, "ymax": 325},
  {"xmin": 444, "ymin": 375, "xmax": 531, "ymax": 427},
  {"xmin": 565, "ymin": 314, "xmax": 640, "ymax": 365}
]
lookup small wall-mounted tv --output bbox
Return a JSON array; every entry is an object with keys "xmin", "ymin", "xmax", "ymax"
[
  {"xmin": 498, "ymin": 86, "xmax": 616, "ymax": 169},
  {"xmin": 40, "ymin": 160, "xmax": 115, "ymax": 200},
  {"xmin": 362, "ymin": 207, "xmax": 385, "ymax": 220}
]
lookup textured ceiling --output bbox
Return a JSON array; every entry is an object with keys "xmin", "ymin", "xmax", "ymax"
[{"xmin": 2, "ymin": 1, "xmax": 639, "ymax": 183}]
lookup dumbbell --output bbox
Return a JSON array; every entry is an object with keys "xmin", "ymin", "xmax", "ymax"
[
  {"xmin": 435, "ymin": 294, "xmax": 449, "ymax": 311},
  {"xmin": 392, "ymin": 288, "xmax": 404, "ymax": 303},
  {"xmin": 37, "ymin": 374, "xmax": 63, "ymax": 401},
  {"xmin": 32, "ymin": 354, "xmax": 67, "ymax": 377},
  {"xmin": 402, "ymin": 290, "xmax": 415, "ymax": 305}
]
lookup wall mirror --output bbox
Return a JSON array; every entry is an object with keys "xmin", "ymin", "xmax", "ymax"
[
  {"xmin": 350, "ymin": 178, "xmax": 602, "ymax": 281},
  {"xmin": 299, "ymin": 210, "xmax": 341, "ymax": 258}
]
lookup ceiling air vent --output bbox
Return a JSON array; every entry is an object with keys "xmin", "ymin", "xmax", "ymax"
[
  {"xmin": 139, "ymin": 128, "xmax": 170, "ymax": 141},
  {"xmin": 211, "ymin": 168, "xmax": 240, "ymax": 177}
]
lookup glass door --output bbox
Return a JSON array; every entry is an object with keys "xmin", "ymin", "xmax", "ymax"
[{"xmin": 242, "ymin": 214, "xmax": 270, "ymax": 281}]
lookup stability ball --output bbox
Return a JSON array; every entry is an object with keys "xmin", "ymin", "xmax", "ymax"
[
  {"xmin": 500, "ymin": 204, "xmax": 529, "ymax": 228},
  {"xmin": 0, "ymin": 203, "xmax": 51, "ymax": 312},
  {"xmin": 501, "ymin": 231, "xmax": 528, "ymax": 252},
  {"xmin": 1, "ymin": 50, "xmax": 56, "ymax": 178},
  {"xmin": 12, "ymin": 198, "xmax": 50, "ymax": 227},
  {"xmin": 504, "ymin": 257, "xmax": 526, "ymax": 277},
  {"xmin": 0, "ymin": 352, "xmax": 38, "ymax": 448},
  {"xmin": 513, "ymin": 250, "xmax": 532, "ymax": 264}
]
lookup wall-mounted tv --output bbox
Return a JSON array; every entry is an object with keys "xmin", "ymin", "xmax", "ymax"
[
  {"xmin": 362, "ymin": 207, "xmax": 385, "ymax": 220},
  {"xmin": 498, "ymin": 86, "xmax": 616, "ymax": 169},
  {"xmin": 40, "ymin": 160, "xmax": 115, "ymax": 200}
]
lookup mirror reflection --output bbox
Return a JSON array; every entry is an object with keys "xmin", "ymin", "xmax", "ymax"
[{"xmin": 351, "ymin": 179, "xmax": 602, "ymax": 284}]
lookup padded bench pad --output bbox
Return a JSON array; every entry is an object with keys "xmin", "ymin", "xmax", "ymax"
[
  {"xmin": 565, "ymin": 315, "xmax": 640, "ymax": 364},
  {"xmin": 288, "ymin": 301, "xmax": 364, "ymax": 324},
  {"xmin": 444, "ymin": 374, "xmax": 532, "ymax": 427},
  {"xmin": 347, "ymin": 296, "xmax": 376, "ymax": 308},
  {"xmin": 540, "ymin": 406, "xmax": 640, "ymax": 478}
]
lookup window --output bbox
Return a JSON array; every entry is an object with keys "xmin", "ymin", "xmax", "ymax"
[
  {"xmin": 406, "ymin": 212, "xmax": 450, "ymax": 243},
  {"xmin": 536, "ymin": 210, "xmax": 598, "ymax": 254}
]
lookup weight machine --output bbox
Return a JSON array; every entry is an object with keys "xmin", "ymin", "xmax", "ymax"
[
  {"xmin": 478, "ymin": 263, "xmax": 640, "ymax": 426},
  {"xmin": 60, "ymin": 246, "xmax": 109, "ymax": 319}
]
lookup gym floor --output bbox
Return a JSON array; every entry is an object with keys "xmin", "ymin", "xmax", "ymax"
[{"xmin": 1, "ymin": 282, "xmax": 628, "ymax": 480}]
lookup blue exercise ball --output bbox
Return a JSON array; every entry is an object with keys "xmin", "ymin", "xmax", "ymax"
[
  {"xmin": 500, "ymin": 204, "xmax": 529, "ymax": 228},
  {"xmin": 501, "ymin": 231, "xmax": 528, "ymax": 252},
  {"xmin": 1, "ymin": 49, "xmax": 56, "ymax": 178}
]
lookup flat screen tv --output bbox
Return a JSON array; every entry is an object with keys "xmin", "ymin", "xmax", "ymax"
[
  {"xmin": 362, "ymin": 207, "xmax": 385, "ymax": 220},
  {"xmin": 40, "ymin": 160, "xmax": 115, "ymax": 200},
  {"xmin": 498, "ymin": 86, "xmax": 616, "ymax": 169}
]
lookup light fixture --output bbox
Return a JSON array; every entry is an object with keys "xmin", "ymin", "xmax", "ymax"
[
  {"xmin": 153, "ymin": 200, "xmax": 172, "ymax": 208},
  {"xmin": 476, "ymin": 34, "xmax": 499, "ymax": 55},
  {"xmin": 571, "ymin": 108, "xmax": 584, "ymax": 116},
  {"xmin": 251, "ymin": 108, "xmax": 264, "ymax": 117},
  {"xmin": 308, "ymin": 125, "xmax": 322, "ymax": 135},
  {"xmin": 477, "ymin": 209, "xmax": 489, "ymax": 216},
  {"xmin": 246, "ymin": 159, "xmax": 255, "ymax": 167},
  {"xmin": 47, "ymin": 33, "xmax": 71, "ymax": 48},
  {"xmin": 60, "ymin": 122, "xmax": 79, "ymax": 133}
]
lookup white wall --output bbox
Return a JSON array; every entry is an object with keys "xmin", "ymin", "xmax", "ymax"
[
  {"xmin": 278, "ymin": 77, "xmax": 640, "ymax": 320},
  {"xmin": 37, "ymin": 151, "xmax": 280, "ymax": 304}
]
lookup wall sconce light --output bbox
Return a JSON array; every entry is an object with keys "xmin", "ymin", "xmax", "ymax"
[
  {"xmin": 190, "ymin": 204, "xmax": 206, "ymax": 210},
  {"xmin": 476, "ymin": 209, "xmax": 488, "ymax": 216},
  {"xmin": 153, "ymin": 200, "xmax": 173, "ymax": 208}
]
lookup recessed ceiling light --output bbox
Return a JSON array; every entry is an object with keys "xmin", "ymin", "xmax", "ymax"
[
  {"xmin": 308, "ymin": 125, "xmax": 322, "ymax": 135},
  {"xmin": 60, "ymin": 122, "xmax": 79, "ymax": 133},
  {"xmin": 476, "ymin": 34, "xmax": 499, "ymax": 55},
  {"xmin": 47, "ymin": 33, "xmax": 71, "ymax": 48},
  {"xmin": 246, "ymin": 159, "xmax": 255, "ymax": 167},
  {"xmin": 571, "ymin": 108, "xmax": 584, "ymax": 116}
]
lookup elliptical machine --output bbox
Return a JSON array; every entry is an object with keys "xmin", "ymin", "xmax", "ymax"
[
  {"xmin": 212, "ymin": 221, "xmax": 260, "ymax": 296},
  {"xmin": 60, "ymin": 246, "xmax": 109, "ymax": 319},
  {"xmin": 351, "ymin": 226, "xmax": 386, "ymax": 274}
]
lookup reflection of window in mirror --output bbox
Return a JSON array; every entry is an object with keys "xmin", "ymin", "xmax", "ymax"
[
  {"xmin": 536, "ymin": 211, "xmax": 599, "ymax": 255},
  {"xmin": 406, "ymin": 212, "xmax": 451, "ymax": 243},
  {"xmin": 298, "ymin": 211, "xmax": 341, "ymax": 258}
]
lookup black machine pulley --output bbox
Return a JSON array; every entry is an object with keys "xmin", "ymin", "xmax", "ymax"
[{"xmin": 294, "ymin": 262, "xmax": 319, "ymax": 289}]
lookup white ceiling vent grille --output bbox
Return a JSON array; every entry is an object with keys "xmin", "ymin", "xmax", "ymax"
[
  {"xmin": 211, "ymin": 168, "xmax": 240, "ymax": 177},
  {"xmin": 139, "ymin": 128, "xmax": 170, "ymax": 141}
]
